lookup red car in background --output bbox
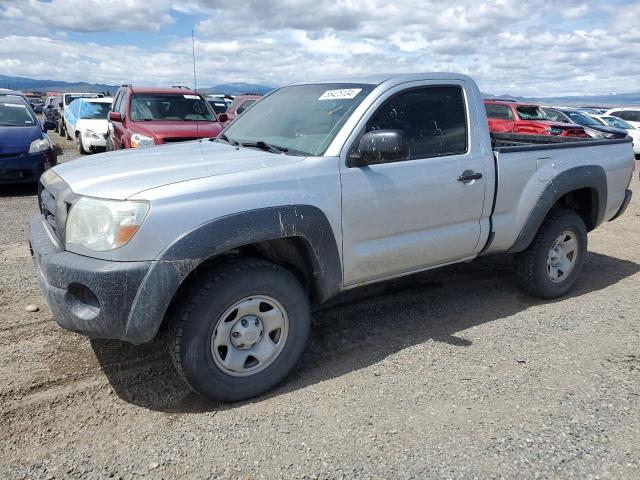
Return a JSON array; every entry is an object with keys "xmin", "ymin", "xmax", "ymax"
[
  {"xmin": 219, "ymin": 94, "xmax": 262, "ymax": 127},
  {"xmin": 107, "ymin": 85, "xmax": 224, "ymax": 150},
  {"xmin": 484, "ymin": 99, "xmax": 586, "ymax": 137}
]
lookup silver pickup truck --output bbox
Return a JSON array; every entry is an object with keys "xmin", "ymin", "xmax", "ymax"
[{"xmin": 30, "ymin": 73, "xmax": 635, "ymax": 402}]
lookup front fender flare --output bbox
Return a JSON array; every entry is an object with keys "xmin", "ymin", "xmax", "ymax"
[{"xmin": 124, "ymin": 205, "xmax": 342, "ymax": 342}]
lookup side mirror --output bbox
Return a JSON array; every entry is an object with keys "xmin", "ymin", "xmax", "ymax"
[
  {"xmin": 108, "ymin": 111, "xmax": 122, "ymax": 122},
  {"xmin": 348, "ymin": 130, "xmax": 410, "ymax": 167},
  {"xmin": 218, "ymin": 113, "xmax": 228, "ymax": 123},
  {"xmin": 43, "ymin": 120, "xmax": 56, "ymax": 132}
]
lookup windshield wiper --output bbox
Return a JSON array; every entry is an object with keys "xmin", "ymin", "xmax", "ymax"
[
  {"xmin": 240, "ymin": 140, "xmax": 288, "ymax": 154},
  {"xmin": 215, "ymin": 133, "xmax": 240, "ymax": 146}
]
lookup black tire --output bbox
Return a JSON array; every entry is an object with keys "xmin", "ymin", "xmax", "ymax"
[
  {"xmin": 53, "ymin": 120, "xmax": 59, "ymax": 134},
  {"xmin": 514, "ymin": 210, "xmax": 587, "ymax": 299},
  {"xmin": 76, "ymin": 134, "xmax": 86, "ymax": 154},
  {"xmin": 170, "ymin": 259, "xmax": 311, "ymax": 402}
]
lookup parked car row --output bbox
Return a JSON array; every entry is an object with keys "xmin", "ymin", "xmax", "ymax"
[
  {"xmin": 45, "ymin": 85, "xmax": 263, "ymax": 154},
  {"xmin": 484, "ymin": 99, "xmax": 640, "ymax": 156}
]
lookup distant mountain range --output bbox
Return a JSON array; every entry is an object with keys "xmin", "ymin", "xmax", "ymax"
[
  {"xmin": 482, "ymin": 92, "xmax": 640, "ymax": 107},
  {"xmin": 1, "ymin": 74, "xmax": 637, "ymax": 105},
  {"xmin": 0, "ymin": 75, "xmax": 273, "ymax": 96}
]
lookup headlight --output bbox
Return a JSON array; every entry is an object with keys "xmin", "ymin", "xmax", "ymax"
[
  {"xmin": 84, "ymin": 129, "xmax": 100, "ymax": 139},
  {"xmin": 130, "ymin": 133, "xmax": 155, "ymax": 148},
  {"xmin": 29, "ymin": 137, "xmax": 51, "ymax": 154},
  {"xmin": 66, "ymin": 197, "xmax": 150, "ymax": 252}
]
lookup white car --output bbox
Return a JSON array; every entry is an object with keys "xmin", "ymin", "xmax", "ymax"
[
  {"xmin": 605, "ymin": 108, "xmax": 640, "ymax": 129},
  {"xmin": 592, "ymin": 114, "xmax": 640, "ymax": 156},
  {"xmin": 63, "ymin": 97, "xmax": 113, "ymax": 154}
]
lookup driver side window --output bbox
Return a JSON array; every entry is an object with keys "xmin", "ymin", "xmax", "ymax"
[{"xmin": 366, "ymin": 86, "xmax": 468, "ymax": 160}]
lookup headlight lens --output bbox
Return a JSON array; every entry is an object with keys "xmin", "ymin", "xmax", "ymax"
[
  {"xmin": 29, "ymin": 137, "xmax": 51, "ymax": 154},
  {"xmin": 66, "ymin": 197, "xmax": 150, "ymax": 252},
  {"xmin": 84, "ymin": 129, "xmax": 100, "ymax": 139},
  {"xmin": 130, "ymin": 133, "xmax": 155, "ymax": 148}
]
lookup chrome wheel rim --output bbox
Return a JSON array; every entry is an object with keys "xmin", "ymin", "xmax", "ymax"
[
  {"xmin": 211, "ymin": 295, "xmax": 289, "ymax": 377},
  {"xmin": 547, "ymin": 231, "xmax": 578, "ymax": 283}
]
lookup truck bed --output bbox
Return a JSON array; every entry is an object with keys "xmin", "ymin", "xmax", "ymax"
[{"xmin": 491, "ymin": 132, "xmax": 631, "ymax": 152}]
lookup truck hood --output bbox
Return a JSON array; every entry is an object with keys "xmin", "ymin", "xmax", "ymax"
[{"xmin": 52, "ymin": 140, "xmax": 304, "ymax": 199}]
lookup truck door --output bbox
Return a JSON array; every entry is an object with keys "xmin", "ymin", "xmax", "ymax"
[{"xmin": 340, "ymin": 83, "xmax": 488, "ymax": 286}]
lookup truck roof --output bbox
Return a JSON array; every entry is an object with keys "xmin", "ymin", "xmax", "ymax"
[
  {"xmin": 127, "ymin": 86, "xmax": 202, "ymax": 95},
  {"xmin": 290, "ymin": 72, "xmax": 474, "ymax": 87}
]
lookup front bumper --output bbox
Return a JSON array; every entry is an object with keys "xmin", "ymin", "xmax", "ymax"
[
  {"xmin": 29, "ymin": 215, "xmax": 158, "ymax": 342},
  {"xmin": 84, "ymin": 133, "xmax": 107, "ymax": 149},
  {"xmin": 0, "ymin": 150, "xmax": 55, "ymax": 184}
]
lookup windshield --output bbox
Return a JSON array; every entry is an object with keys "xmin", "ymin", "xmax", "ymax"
[
  {"xmin": 0, "ymin": 100, "xmax": 37, "ymax": 126},
  {"xmin": 515, "ymin": 106, "xmax": 549, "ymax": 120},
  {"xmin": 602, "ymin": 116, "xmax": 632, "ymax": 129},
  {"xmin": 564, "ymin": 111, "xmax": 600, "ymax": 126},
  {"xmin": 130, "ymin": 94, "xmax": 215, "ymax": 122},
  {"xmin": 223, "ymin": 83, "xmax": 375, "ymax": 156},
  {"xmin": 79, "ymin": 102, "xmax": 112, "ymax": 119}
]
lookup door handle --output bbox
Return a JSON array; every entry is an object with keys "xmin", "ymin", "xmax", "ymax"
[{"xmin": 457, "ymin": 170, "xmax": 483, "ymax": 183}]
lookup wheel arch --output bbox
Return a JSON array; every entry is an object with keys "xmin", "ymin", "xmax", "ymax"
[
  {"xmin": 508, "ymin": 165, "xmax": 607, "ymax": 253},
  {"xmin": 125, "ymin": 205, "xmax": 342, "ymax": 342}
]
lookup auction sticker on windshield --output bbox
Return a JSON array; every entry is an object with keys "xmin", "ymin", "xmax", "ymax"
[
  {"xmin": 184, "ymin": 95, "xmax": 200, "ymax": 99},
  {"xmin": 318, "ymin": 89, "xmax": 362, "ymax": 101}
]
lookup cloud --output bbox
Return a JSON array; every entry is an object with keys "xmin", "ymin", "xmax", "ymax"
[
  {"xmin": 0, "ymin": 0, "xmax": 638, "ymax": 96},
  {"xmin": 0, "ymin": 0, "xmax": 173, "ymax": 32}
]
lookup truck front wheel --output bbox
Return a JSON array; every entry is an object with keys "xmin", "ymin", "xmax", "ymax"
[
  {"xmin": 514, "ymin": 210, "xmax": 587, "ymax": 299},
  {"xmin": 170, "ymin": 259, "xmax": 311, "ymax": 402}
]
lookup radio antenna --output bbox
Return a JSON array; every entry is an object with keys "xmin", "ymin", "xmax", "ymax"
[{"xmin": 192, "ymin": 29, "xmax": 197, "ymax": 91}]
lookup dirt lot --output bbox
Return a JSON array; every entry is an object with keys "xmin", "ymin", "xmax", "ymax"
[{"xmin": 1, "ymin": 134, "xmax": 639, "ymax": 479}]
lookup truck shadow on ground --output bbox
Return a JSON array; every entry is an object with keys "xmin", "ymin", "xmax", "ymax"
[{"xmin": 90, "ymin": 251, "xmax": 640, "ymax": 413}]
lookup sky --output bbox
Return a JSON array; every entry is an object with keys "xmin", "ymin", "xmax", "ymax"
[{"xmin": 0, "ymin": 0, "xmax": 639, "ymax": 96}]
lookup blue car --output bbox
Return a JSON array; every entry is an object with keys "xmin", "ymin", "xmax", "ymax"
[{"xmin": 0, "ymin": 94, "xmax": 57, "ymax": 184}]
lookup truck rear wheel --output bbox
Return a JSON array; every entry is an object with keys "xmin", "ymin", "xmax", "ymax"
[
  {"xmin": 514, "ymin": 210, "xmax": 587, "ymax": 299},
  {"xmin": 170, "ymin": 259, "xmax": 311, "ymax": 402}
]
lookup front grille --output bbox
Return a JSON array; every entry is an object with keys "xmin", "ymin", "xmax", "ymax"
[
  {"xmin": 0, "ymin": 152, "xmax": 22, "ymax": 159},
  {"xmin": 38, "ymin": 183, "xmax": 58, "ymax": 236},
  {"xmin": 163, "ymin": 137, "xmax": 199, "ymax": 143}
]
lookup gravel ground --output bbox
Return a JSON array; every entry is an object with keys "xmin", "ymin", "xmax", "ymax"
[{"xmin": 0, "ymin": 134, "xmax": 639, "ymax": 479}]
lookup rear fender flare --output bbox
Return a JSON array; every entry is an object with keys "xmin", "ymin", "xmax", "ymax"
[{"xmin": 508, "ymin": 165, "xmax": 607, "ymax": 253}]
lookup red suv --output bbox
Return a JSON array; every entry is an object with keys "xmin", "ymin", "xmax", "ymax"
[
  {"xmin": 484, "ymin": 99, "xmax": 586, "ymax": 137},
  {"xmin": 107, "ymin": 85, "xmax": 224, "ymax": 150}
]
